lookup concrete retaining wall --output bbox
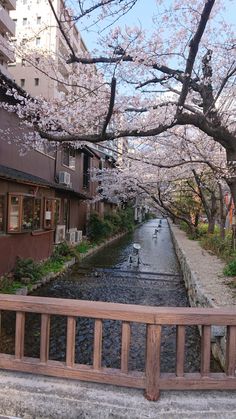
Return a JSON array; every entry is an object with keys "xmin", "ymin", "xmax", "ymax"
[{"xmin": 169, "ymin": 222, "xmax": 236, "ymax": 369}]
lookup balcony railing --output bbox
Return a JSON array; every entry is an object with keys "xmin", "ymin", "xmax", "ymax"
[
  {"xmin": 0, "ymin": 294, "xmax": 236, "ymax": 401},
  {"xmin": 0, "ymin": 32, "xmax": 14, "ymax": 62},
  {"xmin": 4, "ymin": 0, "xmax": 16, "ymax": 11},
  {"xmin": 0, "ymin": 6, "xmax": 15, "ymax": 35}
]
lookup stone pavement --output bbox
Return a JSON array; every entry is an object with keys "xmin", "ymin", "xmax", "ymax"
[{"xmin": 0, "ymin": 370, "xmax": 236, "ymax": 419}]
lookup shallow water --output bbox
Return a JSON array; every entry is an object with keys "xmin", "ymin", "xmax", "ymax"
[{"xmin": 0, "ymin": 219, "xmax": 220, "ymax": 373}]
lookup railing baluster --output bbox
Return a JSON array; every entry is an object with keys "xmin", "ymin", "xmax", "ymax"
[
  {"xmin": 145, "ymin": 324, "xmax": 161, "ymax": 401},
  {"xmin": 121, "ymin": 321, "xmax": 131, "ymax": 374},
  {"xmin": 93, "ymin": 319, "xmax": 103, "ymax": 370},
  {"xmin": 201, "ymin": 325, "xmax": 211, "ymax": 377},
  {"xmin": 226, "ymin": 325, "xmax": 236, "ymax": 376},
  {"xmin": 40, "ymin": 314, "xmax": 50, "ymax": 364},
  {"xmin": 66, "ymin": 316, "xmax": 76, "ymax": 367},
  {"xmin": 15, "ymin": 311, "xmax": 25, "ymax": 360},
  {"xmin": 176, "ymin": 325, "xmax": 185, "ymax": 377}
]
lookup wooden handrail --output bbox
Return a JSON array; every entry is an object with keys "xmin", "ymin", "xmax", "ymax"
[
  {"xmin": 0, "ymin": 294, "xmax": 236, "ymax": 325},
  {"xmin": 0, "ymin": 294, "xmax": 236, "ymax": 402}
]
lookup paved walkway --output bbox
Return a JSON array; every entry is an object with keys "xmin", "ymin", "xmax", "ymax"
[
  {"xmin": 0, "ymin": 370, "xmax": 236, "ymax": 419},
  {"xmin": 170, "ymin": 223, "xmax": 236, "ymax": 307}
]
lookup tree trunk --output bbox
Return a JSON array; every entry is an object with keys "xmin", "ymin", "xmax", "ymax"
[
  {"xmin": 226, "ymin": 150, "xmax": 236, "ymax": 207},
  {"xmin": 218, "ymin": 183, "xmax": 226, "ymax": 240},
  {"xmin": 207, "ymin": 218, "xmax": 215, "ymax": 234},
  {"xmin": 207, "ymin": 191, "xmax": 217, "ymax": 234}
]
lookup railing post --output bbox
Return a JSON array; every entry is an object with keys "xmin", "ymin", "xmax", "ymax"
[
  {"xmin": 201, "ymin": 325, "xmax": 211, "ymax": 377},
  {"xmin": 121, "ymin": 321, "xmax": 131, "ymax": 374},
  {"xmin": 226, "ymin": 326, "xmax": 236, "ymax": 377},
  {"xmin": 176, "ymin": 325, "xmax": 185, "ymax": 377},
  {"xmin": 66, "ymin": 316, "xmax": 76, "ymax": 368},
  {"xmin": 145, "ymin": 324, "xmax": 161, "ymax": 401},
  {"xmin": 40, "ymin": 314, "xmax": 50, "ymax": 364},
  {"xmin": 15, "ymin": 311, "xmax": 25, "ymax": 360},
  {"xmin": 93, "ymin": 319, "xmax": 103, "ymax": 370}
]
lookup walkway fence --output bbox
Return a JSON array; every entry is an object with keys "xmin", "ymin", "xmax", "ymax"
[{"xmin": 0, "ymin": 294, "xmax": 236, "ymax": 400}]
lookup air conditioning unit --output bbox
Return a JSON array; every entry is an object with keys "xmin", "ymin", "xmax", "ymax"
[
  {"xmin": 59, "ymin": 171, "xmax": 71, "ymax": 186},
  {"xmin": 66, "ymin": 230, "xmax": 76, "ymax": 244},
  {"xmin": 75, "ymin": 230, "xmax": 83, "ymax": 243},
  {"xmin": 55, "ymin": 225, "xmax": 66, "ymax": 244}
]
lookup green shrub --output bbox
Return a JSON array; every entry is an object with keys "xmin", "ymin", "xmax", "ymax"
[
  {"xmin": 52, "ymin": 242, "xmax": 73, "ymax": 261},
  {"xmin": 196, "ymin": 223, "xmax": 209, "ymax": 238},
  {"xmin": 88, "ymin": 212, "xmax": 112, "ymax": 241},
  {"xmin": 75, "ymin": 240, "xmax": 92, "ymax": 254},
  {"xmin": 88, "ymin": 207, "xmax": 135, "ymax": 242},
  {"xmin": 14, "ymin": 257, "xmax": 43, "ymax": 282},
  {"xmin": 200, "ymin": 232, "xmax": 234, "ymax": 261},
  {"xmin": 179, "ymin": 221, "xmax": 191, "ymax": 233},
  {"xmin": 224, "ymin": 259, "xmax": 236, "ymax": 276}
]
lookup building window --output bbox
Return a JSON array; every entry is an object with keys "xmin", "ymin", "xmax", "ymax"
[
  {"xmin": 20, "ymin": 79, "xmax": 25, "ymax": 88},
  {"xmin": 35, "ymin": 57, "xmax": 40, "ymax": 64},
  {"xmin": 8, "ymin": 195, "xmax": 21, "ymax": 232},
  {"xmin": 34, "ymin": 78, "xmax": 39, "ymax": 86},
  {"xmin": 62, "ymin": 148, "xmax": 75, "ymax": 170},
  {"xmin": 37, "ymin": 16, "xmax": 41, "ymax": 24},
  {"xmin": 23, "ymin": 18, "xmax": 27, "ymax": 26},
  {"xmin": 36, "ymin": 141, "xmax": 55, "ymax": 158},
  {"xmin": 83, "ymin": 153, "xmax": 90, "ymax": 188},
  {"xmin": 0, "ymin": 196, "xmax": 5, "ymax": 232},
  {"xmin": 33, "ymin": 198, "xmax": 42, "ymax": 230},
  {"xmin": 22, "ymin": 196, "xmax": 34, "ymax": 231},
  {"xmin": 21, "ymin": 59, "xmax": 26, "ymax": 66},
  {"xmin": 36, "ymin": 37, "xmax": 40, "ymax": 46},
  {"xmin": 7, "ymin": 194, "xmax": 42, "ymax": 233},
  {"xmin": 44, "ymin": 199, "xmax": 60, "ymax": 229}
]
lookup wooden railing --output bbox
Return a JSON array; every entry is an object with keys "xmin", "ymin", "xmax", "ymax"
[{"xmin": 0, "ymin": 293, "xmax": 236, "ymax": 401}]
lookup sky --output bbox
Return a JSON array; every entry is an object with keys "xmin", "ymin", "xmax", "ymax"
[{"xmin": 68, "ymin": 0, "xmax": 236, "ymax": 52}]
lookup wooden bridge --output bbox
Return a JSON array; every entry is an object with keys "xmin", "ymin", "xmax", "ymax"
[{"xmin": 0, "ymin": 293, "xmax": 236, "ymax": 401}]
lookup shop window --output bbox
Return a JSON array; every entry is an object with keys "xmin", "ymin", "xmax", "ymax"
[
  {"xmin": 22, "ymin": 196, "xmax": 34, "ymax": 231},
  {"xmin": 62, "ymin": 148, "xmax": 75, "ymax": 170},
  {"xmin": 33, "ymin": 198, "xmax": 42, "ymax": 230},
  {"xmin": 8, "ymin": 195, "xmax": 21, "ymax": 232},
  {"xmin": 44, "ymin": 198, "xmax": 60, "ymax": 229},
  {"xmin": 7, "ymin": 194, "xmax": 42, "ymax": 233},
  {"xmin": 0, "ymin": 195, "xmax": 5, "ymax": 232}
]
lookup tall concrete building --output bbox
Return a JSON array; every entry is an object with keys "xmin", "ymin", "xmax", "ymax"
[
  {"xmin": 0, "ymin": 0, "xmax": 15, "ymax": 78},
  {"xmin": 9, "ymin": 0, "xmax": 87, "ymax": 99}
]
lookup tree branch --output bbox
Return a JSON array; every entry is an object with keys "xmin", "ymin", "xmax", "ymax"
[
  {"xmin": 101, "ymin": 77, "xmax": 116, "ymax": 139},
  {"xmin": 177, "ymin": 0, "xmax": 215, "ymax": 111}
]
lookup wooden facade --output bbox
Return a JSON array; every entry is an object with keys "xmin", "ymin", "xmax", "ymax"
[{"xmin": 0, "ymin": 104, "xmax": 107, "ymax": 275}]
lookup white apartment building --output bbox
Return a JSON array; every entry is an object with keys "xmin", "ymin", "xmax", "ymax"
[
  {"xmin": 0, "ymin": 0, "xmax": 15, "ymax": 78},
  {"xmin": 9, "ymin": 0, "xmax": 87, "ymax": 99}
]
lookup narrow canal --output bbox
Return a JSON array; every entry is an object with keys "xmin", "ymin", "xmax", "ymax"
[{"xmin": 0, "ymin": 219, "xmax": 219, "ymax": 373}]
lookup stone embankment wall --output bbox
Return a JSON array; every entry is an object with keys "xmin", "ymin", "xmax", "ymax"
[{"xmin": 169, "ymin": 222, "xmax": 236, "ymax": 369}]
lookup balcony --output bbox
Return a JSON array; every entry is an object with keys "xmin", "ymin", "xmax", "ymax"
[
  {"xmin": 0, "ymin": 6, "xmax": 15, "ymax": 35},
  {"xmin": 3, "ymin": 0, "xmax": 16, "ymax": 11},
  {"xmin": 0, "ymin": 32, "xmax": 14, "ymax": 62},
  {"xmin": 0, "ymin": 62, "xmax": 13, "ymax": 78},
  {"xmin": 58, "ymin": 58, "xmax": 69, "ymax": 78}
]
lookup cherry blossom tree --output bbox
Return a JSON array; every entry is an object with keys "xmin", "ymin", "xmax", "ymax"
[
  {"xmin": 94, "ymin": 127, "xmax": 231, "ymax": 234},
  {"xmin": 3, "ymin": 0, "xmax": 236, "ymax": 204}
]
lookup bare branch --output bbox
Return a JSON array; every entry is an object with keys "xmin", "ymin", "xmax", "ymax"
[
  {"xmin": 101, "ymin": 77, "xmax": 116, "ymax": 139},
  {"xmin": 177, "ymin": 0, "xmax": 215, "ymax": 110}
]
